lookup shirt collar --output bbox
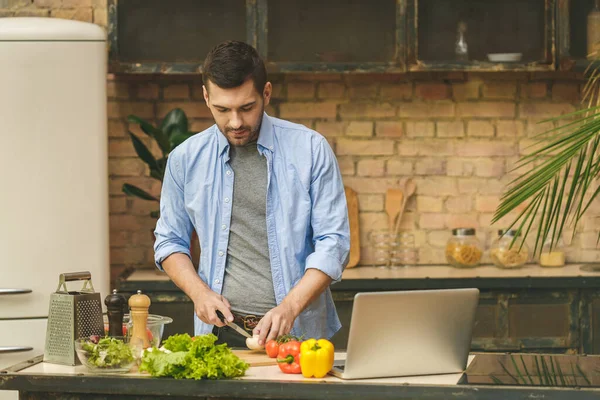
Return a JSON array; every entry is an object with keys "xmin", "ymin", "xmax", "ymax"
[{"xmin": 216, "ymin": 112, "xmax": 274, "ymax": 159}]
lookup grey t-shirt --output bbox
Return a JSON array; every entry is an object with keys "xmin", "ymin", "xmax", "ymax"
[{"xmin": 221, "ymin": 140, "xmax": 277, "ymax": 315}]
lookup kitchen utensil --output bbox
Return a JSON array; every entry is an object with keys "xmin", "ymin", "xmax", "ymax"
[
  {"xmin": 217, "ymin": 310, "xmax": 252, "ymax": 338},
  {"xmin": 345, "ymin": 186, "xmax": 360, "ymax": 268},
  {"xmin": 232, "ymin": 349, "xmax": 278, "ymax": 366},
  {"xmin": 487, "ymin": 53, "xmax": 522, "ymax": 62},
  {"xmin": 393, "ymin": 178, "xmax": 416, "ymax": 235},
  {"xmin": 103, "ymin": 313, "xmax": 173, "ymax": 348},
  {"xmin": 44, "ymin": 271, "xmax": 105, "ymax": 365},
  {"xmin": 129, "ymin": 290, "xmax": 151, "ymax": 350},
  {"xmin": 385, "ymin": 189, "xmax": 404, "ymax": 233},
  {"xmin": 105, "ymin": 289, "xmax": 126, "ymax": 338}
]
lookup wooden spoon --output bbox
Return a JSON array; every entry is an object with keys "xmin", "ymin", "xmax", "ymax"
[
  {"xmin": 385, "ymin": 189, "xmax": 404, "ymax": 233},
  {"xmin": 393, "ymin": 179, "xmax": 417, "ymax": 235}
]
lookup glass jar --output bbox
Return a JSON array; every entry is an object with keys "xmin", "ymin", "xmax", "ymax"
[
  {"xmin": 368, "ymin": 230, "xmax": 419, "ymax": 268},
  {"xmin": 445, "ymin": 228, "xmax": 482, "ymax": 268},
  {"xmin": 539, "ymin": 237, "xmax": 566, "ymax": 268},
  {"xmin": 490, "ymin": 229, "xmax": 529, "ymax": 269}
]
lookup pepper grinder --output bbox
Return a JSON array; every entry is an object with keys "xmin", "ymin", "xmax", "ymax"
[
  {"xmin": 128, "ymin": 289, "xmax": 151, "ymax": 349},
  {"xmin": 105, "ymin": 289, "xmax": 126, "ymax": 338}
]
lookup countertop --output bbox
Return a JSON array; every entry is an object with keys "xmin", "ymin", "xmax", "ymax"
[
  {"xmin": 119, "ymin": 263, "xmax": 600, "ymax": 291},
  {"xmin": 3, "ymin": 353, "xmax": 600, "ymax": 400}
]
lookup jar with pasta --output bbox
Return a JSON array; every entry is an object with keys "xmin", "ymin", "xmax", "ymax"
[
  {"xmin": 490, "ymin": 229, "xmax": 529, "ymax": 269},
  {"xmin": 446, "ymin": 228, "xmax": 482, "ymax": 268},
  {"xmin": 539, "ymin": 237, "xmax": 565, "ymax": 268}
]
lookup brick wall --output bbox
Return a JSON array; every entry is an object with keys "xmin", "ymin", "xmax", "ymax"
[{"xmin": 3, "ymin": 1, "xmax": 599, "ymax": 284}]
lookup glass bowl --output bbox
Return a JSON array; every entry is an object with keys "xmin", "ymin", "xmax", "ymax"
[
  {"xmin": 103, "ymin": 314, "xmax": 173, "ymax": 348},
  {"xmin": 74, "ymin": 336, "xmax": 136, "ymax": 373}
]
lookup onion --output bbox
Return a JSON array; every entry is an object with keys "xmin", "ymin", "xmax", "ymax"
[{"xmin": 246, "ymin": 335, "xmax": 264, "ymax": 351}]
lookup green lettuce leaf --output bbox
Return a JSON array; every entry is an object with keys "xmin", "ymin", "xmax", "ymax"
[{"xmin": 140, "ymin": 333, "xmax": 249, "ymax": 380}]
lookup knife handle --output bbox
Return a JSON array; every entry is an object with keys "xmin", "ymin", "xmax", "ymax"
[{"xmin": 216, "ymin": 310, "xmax": 226, "ymax": 323}]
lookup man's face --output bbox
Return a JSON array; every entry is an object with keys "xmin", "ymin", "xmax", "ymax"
[{"xmin": 203, "ymin": 79, "xmax": 272, "ymax": 146}]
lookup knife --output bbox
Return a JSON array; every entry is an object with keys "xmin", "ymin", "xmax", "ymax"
[{"xmin": 216, "ymin": 310, "xmax": 252, "ymax": 338}]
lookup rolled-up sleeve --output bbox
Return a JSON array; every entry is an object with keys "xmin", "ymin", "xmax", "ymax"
[
  {"xmin": 153, "ymin": 151, "xmax": 194, "ymax": 270},
  {"xmin": 305, "ymin": 137, "xmax": 350, "ymax": 282}
]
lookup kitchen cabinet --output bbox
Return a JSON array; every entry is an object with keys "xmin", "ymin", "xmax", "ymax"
[
  {"xmin": 109, "ymin": 0, "xmax": 560, "ymax": 74},
  {"xmin": 0, "ymin": 17, "xmax": 111, "ymax": 400},
  {"xmin": 0, "ymin": 319, "xmax": 47, "ymax": 400}
]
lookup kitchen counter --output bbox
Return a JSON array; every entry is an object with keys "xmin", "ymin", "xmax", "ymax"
[
  {"xmin": 2, "ymin": 353, "xmax": 600, "ymax": 400},
  {"xmin": 119, "ymin": 263, "xmax": 600, "ymax": 292},
  {"xmin": 115, "ymin": 264, "xmax": 600, "ymax": 355}
]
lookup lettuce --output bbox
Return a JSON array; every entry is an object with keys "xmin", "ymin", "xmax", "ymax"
[{"xmin": 139, "ymin": 333, "xmax": 249, "ymax": 380}]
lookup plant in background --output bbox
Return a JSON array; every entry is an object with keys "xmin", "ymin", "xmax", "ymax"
[
  {"xmin": 493, "ymin": 66, "xmax": 600, "ymax": 255},
  {"xmin": 122, "ymin": 108, "xmax": 196, "ymax": 217}
]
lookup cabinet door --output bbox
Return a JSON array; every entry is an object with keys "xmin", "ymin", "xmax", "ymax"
[
  {"xmin": 557, "ymin": 0, "xmax": 600, "ymax": 71},
  {"xmin": 0, "ymin": 319, "xmax": 47, "ymax": 400},
  {"xmin": 263, "ymin": 0, "xmax": 405, "ymax": 72},
  {"xmin": 406, "ymin": 0, "xmax": 556, "ymax": 71}
]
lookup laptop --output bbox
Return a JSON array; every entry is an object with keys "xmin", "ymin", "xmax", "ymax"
[{"xmin": 329, "ymin": 288, "xmax": 479, "ymax": 380}]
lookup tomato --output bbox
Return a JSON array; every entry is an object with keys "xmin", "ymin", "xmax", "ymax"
[{"xmin": 265, "ymin": 340, "xmax": 279, "ymax": 358}]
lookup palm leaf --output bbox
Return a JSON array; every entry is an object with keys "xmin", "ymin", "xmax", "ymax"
[{"xmin": 494, "ymin": 99, "xmax": 600, "ymax": 255}]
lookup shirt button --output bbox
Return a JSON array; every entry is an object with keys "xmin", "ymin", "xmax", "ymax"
[
  {"xmin": 214, "ymin": 279, "xmax": 220, "ymax": 284},
  {"xmin": 224, "ymin": 197, "xmax": 230, "ymax": 203},
  {"xmin": 269, "ymin": 146, "xmax": 274, "ymax": 150},
  {"xmin": 218, "ymin": 251, "xmax": 224, "ymax": 256},
  {"xmin": 226, "ymin": 170, "xmax": 232, "ymax": 176},
  {"xmin": 221, "ymin": 224, "xmax": 227, "ymax": 230}
]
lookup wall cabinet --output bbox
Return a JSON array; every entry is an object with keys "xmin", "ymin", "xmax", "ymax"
[{"xmin": 112, "ymin": 0, "xmax": 600, "ymax": 73}]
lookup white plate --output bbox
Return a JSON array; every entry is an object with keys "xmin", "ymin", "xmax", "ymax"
[{"xmin": 487, "ymin": 53, "xmax": 522, "ymax": 62}]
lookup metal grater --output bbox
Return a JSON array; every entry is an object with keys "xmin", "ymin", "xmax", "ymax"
[{"xmin": 43, "ymin": 271, "xmax": 104, "ymax": 365}]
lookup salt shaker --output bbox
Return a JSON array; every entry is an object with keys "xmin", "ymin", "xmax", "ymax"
[
  {"xmin": 128, "ymin": 289, "xmax": 151, "ymax": 349},
  {"xmin": 104, "ymin": 289, "xmax": 126, "ymax": 338}
]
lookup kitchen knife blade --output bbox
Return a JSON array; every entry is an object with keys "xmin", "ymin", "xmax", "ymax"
[{"xmin": 216, "ymin": 310, "xmax": 252, "ymax": 338}]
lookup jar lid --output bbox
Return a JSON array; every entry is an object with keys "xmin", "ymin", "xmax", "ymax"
[
  {"xmin": 498, "ymin": 229, "xmax": 520, "ymax": 237},
  {"xmin": 452, "ymin": 228, "xmax": 476, "ymax": 236}
]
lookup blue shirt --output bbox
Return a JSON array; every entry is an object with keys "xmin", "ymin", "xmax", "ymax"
[{"xmin": 153, "ymin": 113, "xmax": 350, "ymax": 339}]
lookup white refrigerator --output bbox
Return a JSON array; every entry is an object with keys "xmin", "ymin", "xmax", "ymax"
[{"xmin": 0, "ymin": 17, "xmax": 109, "ymax": 399}]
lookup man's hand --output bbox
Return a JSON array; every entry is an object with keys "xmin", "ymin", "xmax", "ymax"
[
  {"xmin": 161, "ymin": 253, "xmax": 234, "ymax": 327},
  {"xmin": 194, "ymin": 291, "xmax": 234, "ymax": 327},
  {"xmin": 253, "ymin": 302, "xmax": 298, "ymax": 346}
]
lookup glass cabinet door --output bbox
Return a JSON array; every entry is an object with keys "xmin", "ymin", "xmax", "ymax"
[
  {"xmin": 108, "ymin": 0, "xmax": 253, "ymax": 73},
  {"xmin": 557, "ymin": 0, "xmax": 600, "ymax": 71},
  {"xmin": 405, "ymin": 0, "xmax": 556, "ymax": 71}
]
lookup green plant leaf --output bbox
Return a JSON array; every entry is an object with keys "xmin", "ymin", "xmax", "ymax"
[
  {"xmin": 170, "ymin": 130, "xmax": 194, "ymax": 149},
  {"xmin": 122, "ymin": 183, "xmax": 159, "ymax": 201},
  {"xmin": 161, "ymin": 108, "xmax": 189, "ymax": 137},
  {"xmin": 128, "ymin": 132, "xmax": 158, "ymax": 170},
  {"xmin": 127, "ymin": 115, "xmax": 159, "ymax": 137},
  {"xmin": 494, "ymin": 102, "xmax": 600, "ymax": 256}
]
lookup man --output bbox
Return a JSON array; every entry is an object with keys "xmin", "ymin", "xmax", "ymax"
[{"xmin": 153, "ymin": 41, "xmax": 349, "ymax": 348}]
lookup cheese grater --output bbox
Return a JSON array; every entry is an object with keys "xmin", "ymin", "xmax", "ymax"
[{"xmin": 43, "ymin": 271, "xmax": 104, "ymax": 365}]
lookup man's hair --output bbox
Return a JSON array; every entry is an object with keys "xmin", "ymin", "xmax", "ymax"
[{"xmin": 202, "ymin": 41, "xmax": 267, "ymax": 95}]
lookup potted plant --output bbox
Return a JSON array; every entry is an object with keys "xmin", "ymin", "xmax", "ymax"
[
  {"xmin": 493, "ymin": 70, "xmax": 600, "ymax": 262},
  {"xmin": 122, "ymin": 108, "xmax": 196, "ymax": 217},
  {"xmin": 122, "ymin": 108, "xmax": 200, "ymax": 266}
]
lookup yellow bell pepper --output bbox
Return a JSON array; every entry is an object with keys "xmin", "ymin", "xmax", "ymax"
[{"xmin": 299, "ymin": 338, "xmax": 334, "ymax": 378}]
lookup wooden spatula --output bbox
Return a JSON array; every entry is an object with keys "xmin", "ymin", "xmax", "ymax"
[
  {"xmin": 393, "ymin": 178, "xmax": 417, "ymax": 234},
  {"xmin": 385, "ymin": 189, "xmax": 404, "ymax": 233}
]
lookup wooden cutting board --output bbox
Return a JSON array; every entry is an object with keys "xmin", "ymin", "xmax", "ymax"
[
  {"xmin": 345, "ymin": 186, "xmax": 360, "ymax": 268},
  {"xmin": 232, "ymin": 349, "xmax": 277, "ymax": 366}
]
